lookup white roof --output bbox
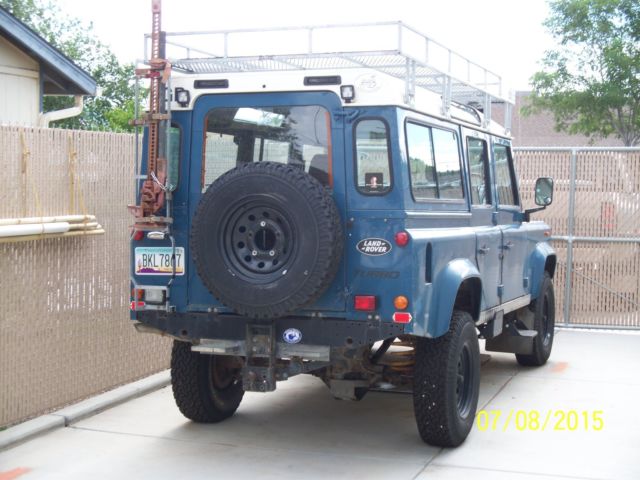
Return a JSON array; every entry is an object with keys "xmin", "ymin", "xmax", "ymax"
[{"xmin": 152, "ymin": 22, "xmax": 513, "ymax": 136}]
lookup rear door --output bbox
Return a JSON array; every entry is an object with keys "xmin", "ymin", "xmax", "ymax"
[{"xmin": 187, "ymin": 92, "xmax": 347, "ymax": 312}]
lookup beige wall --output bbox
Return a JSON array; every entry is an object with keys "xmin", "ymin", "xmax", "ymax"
[
  {"xmin": 0, "ymin": 126, "xmax": 170, "ymax": 428},
  {"xmin": 0, "ymin": 36, "xmax": 40, "ymax": 126}
]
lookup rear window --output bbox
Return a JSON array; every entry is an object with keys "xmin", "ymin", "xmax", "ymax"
[{"xmin": 202, "ymin": 105, "xmax": 332, "ymax": 192}]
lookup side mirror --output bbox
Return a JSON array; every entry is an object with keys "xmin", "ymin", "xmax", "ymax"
[
  {"xmin": 523, "ymin": 177, "xmax": 554, "ymax": 222},
  {"xmin": 535, "ymin": 177, "xmax": 554, "ymax": 206}
]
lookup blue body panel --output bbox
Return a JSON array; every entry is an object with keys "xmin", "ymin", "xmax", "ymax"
[{"xmin": 131, "ymin": 92, "xmax": 556, "ymax": 339}]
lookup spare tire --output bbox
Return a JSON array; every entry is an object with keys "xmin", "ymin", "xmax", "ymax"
[{"xmin": 191, "ymin": 161, "xmax": 343, "ymax": 319}]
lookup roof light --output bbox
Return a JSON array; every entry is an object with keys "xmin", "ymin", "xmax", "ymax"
[
  {"xmin": 175, "ymin": 87, "xmax": 190, "ymax": 107},
  {"xmin": 354, "ymin": 295, "xmax": 376, "ymax": 311},
  {"xmin": 340, "ymin": 85, "xmax": 355, "ymax": 103},
  {"xmin": 395, "ymin": 231, "xmax": 410, "ymax": 247},
  {"xmin": 392, "ymin": 312, "xmax": 412, "ymax": 324}
]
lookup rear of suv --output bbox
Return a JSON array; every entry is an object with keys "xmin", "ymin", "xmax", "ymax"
[{"xmin": 130, "ymin": 20, "xmax": 556, "ymax": 447}]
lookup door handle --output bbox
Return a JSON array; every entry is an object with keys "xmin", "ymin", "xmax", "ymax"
[
  {"xmin": 478, "ymin": 246, "xmax": 490, "ymax": 255},
  {"xmin": 502, "ymin": 241, "xmax": 514, "ymax": 250}
]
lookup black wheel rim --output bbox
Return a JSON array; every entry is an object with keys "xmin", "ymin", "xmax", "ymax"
[
  {"xmin": 456, "ymin": 343, "xmax": 473, "ymax": 418},
  {"xmin": 210, "ymin": 356, "xmax": 242, "ymax": 392},
  {"xmin": 222, "ymin": 201, "xmax": 295, "ymax": 279}
]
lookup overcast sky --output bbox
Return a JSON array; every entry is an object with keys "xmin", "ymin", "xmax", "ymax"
[{"xmin": 56, "ymin": 0, "xmax": 555, "ymax": 93}]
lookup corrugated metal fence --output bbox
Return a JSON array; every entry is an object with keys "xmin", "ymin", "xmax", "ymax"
[
  {"xmin": 0, "ymin": 126, "xmax": 170, "ymax": 428},
  {"xmin": 515, "ymin": 147, "xmax": 640, "ymax": 329}
]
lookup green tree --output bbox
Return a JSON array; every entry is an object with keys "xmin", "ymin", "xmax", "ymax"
[
  {"xmin": 1, "ymin": 0, "xmax": 137, "ymax": 131},
  {"xmin": 525, "ymin": 0, "xmax": 640, "ymax": 146}
]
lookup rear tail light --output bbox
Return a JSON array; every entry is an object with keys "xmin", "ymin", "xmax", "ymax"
[
  {"xmin": 133, "ymin": 230, "xmax": 144, "ymax": 241},
  {"xmin": 395, "ymin": 231, "xmax": 410, "ymax": 247},
  {"xmin": 130, "ymin": 301, "xmax": 145, "ymax": 311},
  {"xmin": 354, "ymin": 295, "xmax": 376, "ymax": 311}
]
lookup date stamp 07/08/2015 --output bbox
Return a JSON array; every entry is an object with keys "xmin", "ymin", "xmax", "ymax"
[{"xmin": 476, "ymin": 410, "xmax": 605, "ymax": 432}]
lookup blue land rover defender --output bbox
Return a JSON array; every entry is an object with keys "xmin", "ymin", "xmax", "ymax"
[{"xmin": 130, "ymin": 22, "xmax": 556, "ymax": 447}]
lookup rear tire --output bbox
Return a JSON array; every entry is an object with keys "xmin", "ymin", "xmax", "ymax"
[
  {"xmin": 171, "ymin": 340, "xmax": 244, "ymax": 422},
  {"xmin": 412, "ymin": 310, "xmax": 480, "ymax": 447},
  {"xmin": 516, "ymin": 272, "xmax": 555, "ymax": 366}
]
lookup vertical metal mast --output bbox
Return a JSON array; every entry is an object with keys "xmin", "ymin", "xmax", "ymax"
[{"xmin": 131, "ymin": 0, "xmax": 171, "ymax": 220}]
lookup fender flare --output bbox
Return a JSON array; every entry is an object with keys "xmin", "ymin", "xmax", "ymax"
[
  {"xmin": 529, "ymin": 242, "xmax": 556, "ymax": 300},
  {"xmin": 429, "ymin": 258, "xmax": 481, "ymax": 338}
]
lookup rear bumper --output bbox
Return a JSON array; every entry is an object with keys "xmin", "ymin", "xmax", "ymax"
[{"xmin": 134, "ymin": 311, "xmax": 405, "ymax": 349}]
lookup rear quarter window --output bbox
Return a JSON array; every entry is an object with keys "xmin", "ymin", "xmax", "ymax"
[{"xmin": 354, "ymin": 119, "xmax": 392, "ymax": 194}]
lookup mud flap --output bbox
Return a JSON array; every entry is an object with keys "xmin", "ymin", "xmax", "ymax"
[{"xmin": 485, "ymin": 310, "xmax": 537, "ymax": 355}]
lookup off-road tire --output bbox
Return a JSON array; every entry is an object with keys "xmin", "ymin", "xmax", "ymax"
[
  {"xmin": 171, "ymin": 340, "xmax": 244, "ymax": 423},
  {"xmin": 413, "ymin": 310, "xmax": 480, "ymax": 447},
  {"xmin": 516, "ymin": 272, "xmax": 555, "ymax": 366},
  {"xmin": 191, "ymin": 161, "xmax": 343, "ymax": 319}
]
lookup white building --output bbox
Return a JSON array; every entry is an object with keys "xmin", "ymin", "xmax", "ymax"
[{"xmin": 0, "ymin": 6, "xmax": 96, "ymax": 126}]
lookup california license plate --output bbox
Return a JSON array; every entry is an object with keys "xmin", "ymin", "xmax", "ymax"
[{"xmin": 135, "ymin": 247, "xmax": 185, "ymax": 276}]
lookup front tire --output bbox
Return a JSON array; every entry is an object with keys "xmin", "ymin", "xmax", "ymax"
[
  {"xmin": 516, "ymin": 272, "xmax": 555, "ymax": 366},
  {"xmin": 171, "ymin": 340, "xmax": 244, "ymax": 423},
  {"xmin": 412, "ymin": 310, "xmax": 480, "ymax": 447}
]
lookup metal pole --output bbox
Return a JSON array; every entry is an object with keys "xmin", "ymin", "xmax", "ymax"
[
  {"xmin": 134, "ymin": 76, "xmax": 140, "ymax": 198},
  {"xmin": 563, "ymin": 149, "xmax": 577, "ymax": 326}
]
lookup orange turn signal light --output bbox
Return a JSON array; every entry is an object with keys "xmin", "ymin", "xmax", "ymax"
[
  {"xmin": 394, "ymin": 295, "xmax": 409, "ymax": 310},
  {"xmin": 132, "ymin": 288, "xmax": 144, "ymax": 301}
]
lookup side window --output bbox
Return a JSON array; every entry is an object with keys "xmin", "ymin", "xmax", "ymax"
[
  {"xmin": 202, "ymin": 106, "xmax": 331, "ymax": 192},
  {"xmin": 167, "ymin": 125, "xmax": 181, "ymax": 191},
  {"xmin": 432, "ymin": 128, "xmax": 463, "ymax": 199},
  {"xmin": 355, "ymin": 119, "xmax": 392, "ymax": 194},
  {"xmin": 493, "ymin": 144, "xmax": 519, "ymax": 206},
  {"xmin": 466, "ymin": 137, "xmax": 491, "ymax": 205},
  {"xmin": 406, "ymin": 123, "xmax": 436, "ymax": 199},
  {"xmin": 406, "ymin": 122, "xmax": 463, "ymax": 201}
]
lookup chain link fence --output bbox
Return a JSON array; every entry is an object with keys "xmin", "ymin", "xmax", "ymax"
[{"xmin": 515, "ymin": 147, "xmax": 640, "ymax": 329}]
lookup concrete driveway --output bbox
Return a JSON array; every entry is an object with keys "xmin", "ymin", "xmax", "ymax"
[{"xmin": 1, "ymin": 329, "xmax": 639, "ymax": 479}]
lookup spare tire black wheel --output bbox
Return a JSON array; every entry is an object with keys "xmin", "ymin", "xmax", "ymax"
[{"xmin": 191, "ymin": 162, "xmax": 343, "ymax": 318}]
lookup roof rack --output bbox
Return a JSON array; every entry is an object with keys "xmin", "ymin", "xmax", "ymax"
[{"xmin": 146, "ymin": 22, "xmax": 513, "ymax": 130}]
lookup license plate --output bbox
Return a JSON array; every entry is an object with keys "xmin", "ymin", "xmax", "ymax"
[{"xmin": 135, "ymin": 247, "xmax": 185, "ymax": 276}]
